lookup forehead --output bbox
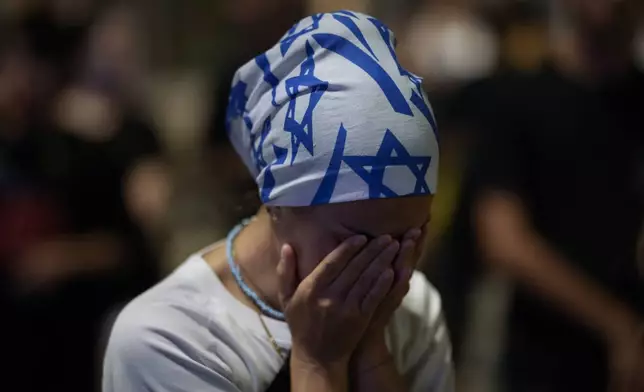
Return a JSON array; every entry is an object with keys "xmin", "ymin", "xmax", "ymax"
[{"xmin": 313, "ymin": 195, "xmax": 432, "ymax": 237}]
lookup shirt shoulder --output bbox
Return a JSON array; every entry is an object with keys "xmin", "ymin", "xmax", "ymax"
[
  {"xmin": 392, "ymin": 270, "xmax": 444, "ymax": 333},
  {"xmin": 102, "ymin": 258, "xmax": 243, "ymax": 391}
]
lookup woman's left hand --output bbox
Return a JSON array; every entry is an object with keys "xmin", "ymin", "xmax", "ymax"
[{"xmin": 351, "ymin": 228, "xmax": 422, "ymax": 371}]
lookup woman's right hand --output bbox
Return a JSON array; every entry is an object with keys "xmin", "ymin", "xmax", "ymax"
[{"xmin": 278, "ymin": 235, "xmax": 400, "ymax": 371}]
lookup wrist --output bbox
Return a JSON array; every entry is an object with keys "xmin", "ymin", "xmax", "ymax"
[
  {"xmin": 351, "ymin": 335, "xmax": 391, "ymax": 372},
  {"xmin": 290, "ymin": 352, "xmax": 349, "ymax": 391},
  {"xmin": 290, "ymin": 348, "xmax": 349, "ymax": 378}
]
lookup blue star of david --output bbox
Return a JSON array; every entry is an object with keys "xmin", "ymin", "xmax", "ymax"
[
  {"xmin": 255, "ymin": 54, "xmax": 280, "ymax": 107},
  {"xmin": 281, "ymin": 13, "xmax": 324, "ymax": 55},
  {"xmin": 312, "ymin": 125, "xmax": 432, "ymax": 205},
  {"xmin": 226, "ymin": 80, "xmax": 253, "ymax": 132},
  {"xmin": 260, "ymin": 144, "xmax": 288, "ymax": 202},
  {"xmin": 343, "ymin": 129, "xmax": 432, "ymax": 198},
  {"xmin": 251, "ymin": 117, "xmax": 272, "ymax": 172},
  {"xmin": 281, "ymin": 11, "xmax": 378, "ymax": 59},
  {"xmin": 283, "ymin": 40, "xmax": 329, "ymax": 164}
]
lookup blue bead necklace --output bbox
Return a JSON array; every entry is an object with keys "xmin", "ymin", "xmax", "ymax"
[{"xmin": 226, "ymin": 219, "xmax": 286, "ymax": 321}]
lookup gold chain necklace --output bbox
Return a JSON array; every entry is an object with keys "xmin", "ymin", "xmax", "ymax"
[
  {"xmin": 231, "ymin": 241, "xmax": 287, "ymax": 360},
  {"xmin": 257, "ymin": 311, "xmax": 287, "ymax": 359}
]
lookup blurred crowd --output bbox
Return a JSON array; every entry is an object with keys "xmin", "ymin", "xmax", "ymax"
[
  {"xmin": 1, "ymin": 0, "xmax": 643, "ymax": 391},
  {"xmin": 0, "ymin": 1, "xmax": 170, "ymax": 391}
]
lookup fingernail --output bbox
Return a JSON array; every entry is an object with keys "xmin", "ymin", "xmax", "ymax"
[
  {"xmin": 409, "ymin": 229, "xmax": 422, "ymax": 240},
  {"xmin": 352, "ymin": 235, "xmax": 367, "ymax": 246},
  {"xmin": 379, "ymin": 235, "xmax": 392, "ymax": 245},
  {"xmin": 389, "ymin": 241, "xmax": 400, "ymax": 252},
  {"xmin": 403, "ymin": 239, "xmax": 415, "ymax": 249}
]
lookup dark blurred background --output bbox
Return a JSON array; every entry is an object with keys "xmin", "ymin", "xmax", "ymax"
[{"xmin": 1, "ymin": 0, "xmax": 643, "ymax": 391}]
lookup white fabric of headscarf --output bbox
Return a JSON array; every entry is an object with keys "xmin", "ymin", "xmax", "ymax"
[{"xmin": 226, "ymin": 10, "xmax": 439, "ymax": 206}]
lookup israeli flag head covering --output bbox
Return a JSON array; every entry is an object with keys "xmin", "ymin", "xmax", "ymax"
[{"xmin": 226, "ymin": 11, "xmax": 439, "ymax": 207}]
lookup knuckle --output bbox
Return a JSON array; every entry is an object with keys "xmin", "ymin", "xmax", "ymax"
[
  {"xmin": 299, "ymin": 285, "xmax": 316, "ymax": 301},
  {"xmin": 317, "ymin": 297, "xmax": 339, "ymax": 312}
]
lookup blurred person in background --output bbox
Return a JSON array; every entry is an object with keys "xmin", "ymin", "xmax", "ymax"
[
  {"xmin": 400, "ymin": 0, "xmax": 498, "ymax": 92},
  {"xmin": 429, "ymin": 0, "xmax": 550, "ymax": 366},
  {"xmin": 438, "ymin": 0, "xmax": 644, "ymax": 390},
  {"xmin": 396, "ymin": 0, "xmax": 501, "ymax": 260},
  {"xmin": 104, "ymin": 12, "xmax": 452, "ymax": 392},
  {"xmin": 0, "ymin": 3, "xmax": 168, "ymax": 391}
]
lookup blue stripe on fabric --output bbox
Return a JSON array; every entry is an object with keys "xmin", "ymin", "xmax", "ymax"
[
  {"xmin": 255, "ymin": 54, "xmax": 280, "ymax": 107},
  {"xmin": 311, "ymin": 123, "xmax": 348, "ymax": 205},
  {"xmin": 312, "ymin": 33, "xmax": 412, "ymax": 116},
  {"xmin": 331, "ymin": 14, "xmax": 378, "ymax": 60},
  {"xmin": 260, "ymin": 144, "xmax": 289, "ymax": 203}
]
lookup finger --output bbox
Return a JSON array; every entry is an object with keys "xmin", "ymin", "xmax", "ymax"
[
  {"xmin": 382, "ymin": 266, "xmax": 414, "ymax": 313},
  {"xmin": 393, "ymin": 239, "xmax": 416, "ymax": 274},
  {"xmin": 404, "ymin": 228, "xmax": 422, "ymax": 242},
  {"xmin": 304, "ymin": 235, "xmax": 367, "ymax": 290},
  {"xmin": 277, "ymin": 244, "xmax": 298, "ymax": 307},
  {"xmin": 395, "ymin": 229, "xmax": 421, "ymax": 270},
  {"xmin": 360, "ymin": 268, "xmax": 395, "ymax": 315},
  {"xmin": 346, "ymin": 241, "xmax": 400, "ymax": 306},
  {"xmin": 377, "ymin": 260, "xmax": 414, "ymax": 314},
  {"xmin": 331, "ymin": 235, "xmax": 392, "ymax": 294},
  {"xmin": 371, "ymin": 265, "xmax": 414, "ymax": 325}
]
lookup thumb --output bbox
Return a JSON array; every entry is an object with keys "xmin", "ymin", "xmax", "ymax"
[{"xmin": 277, "ymin": 243, "xmax": 298, "ymax": 308}]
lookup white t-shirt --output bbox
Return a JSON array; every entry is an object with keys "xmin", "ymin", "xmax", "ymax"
[{"xmin": 102, "ymin": 250, "xmax": 454, "ymax": 392}]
